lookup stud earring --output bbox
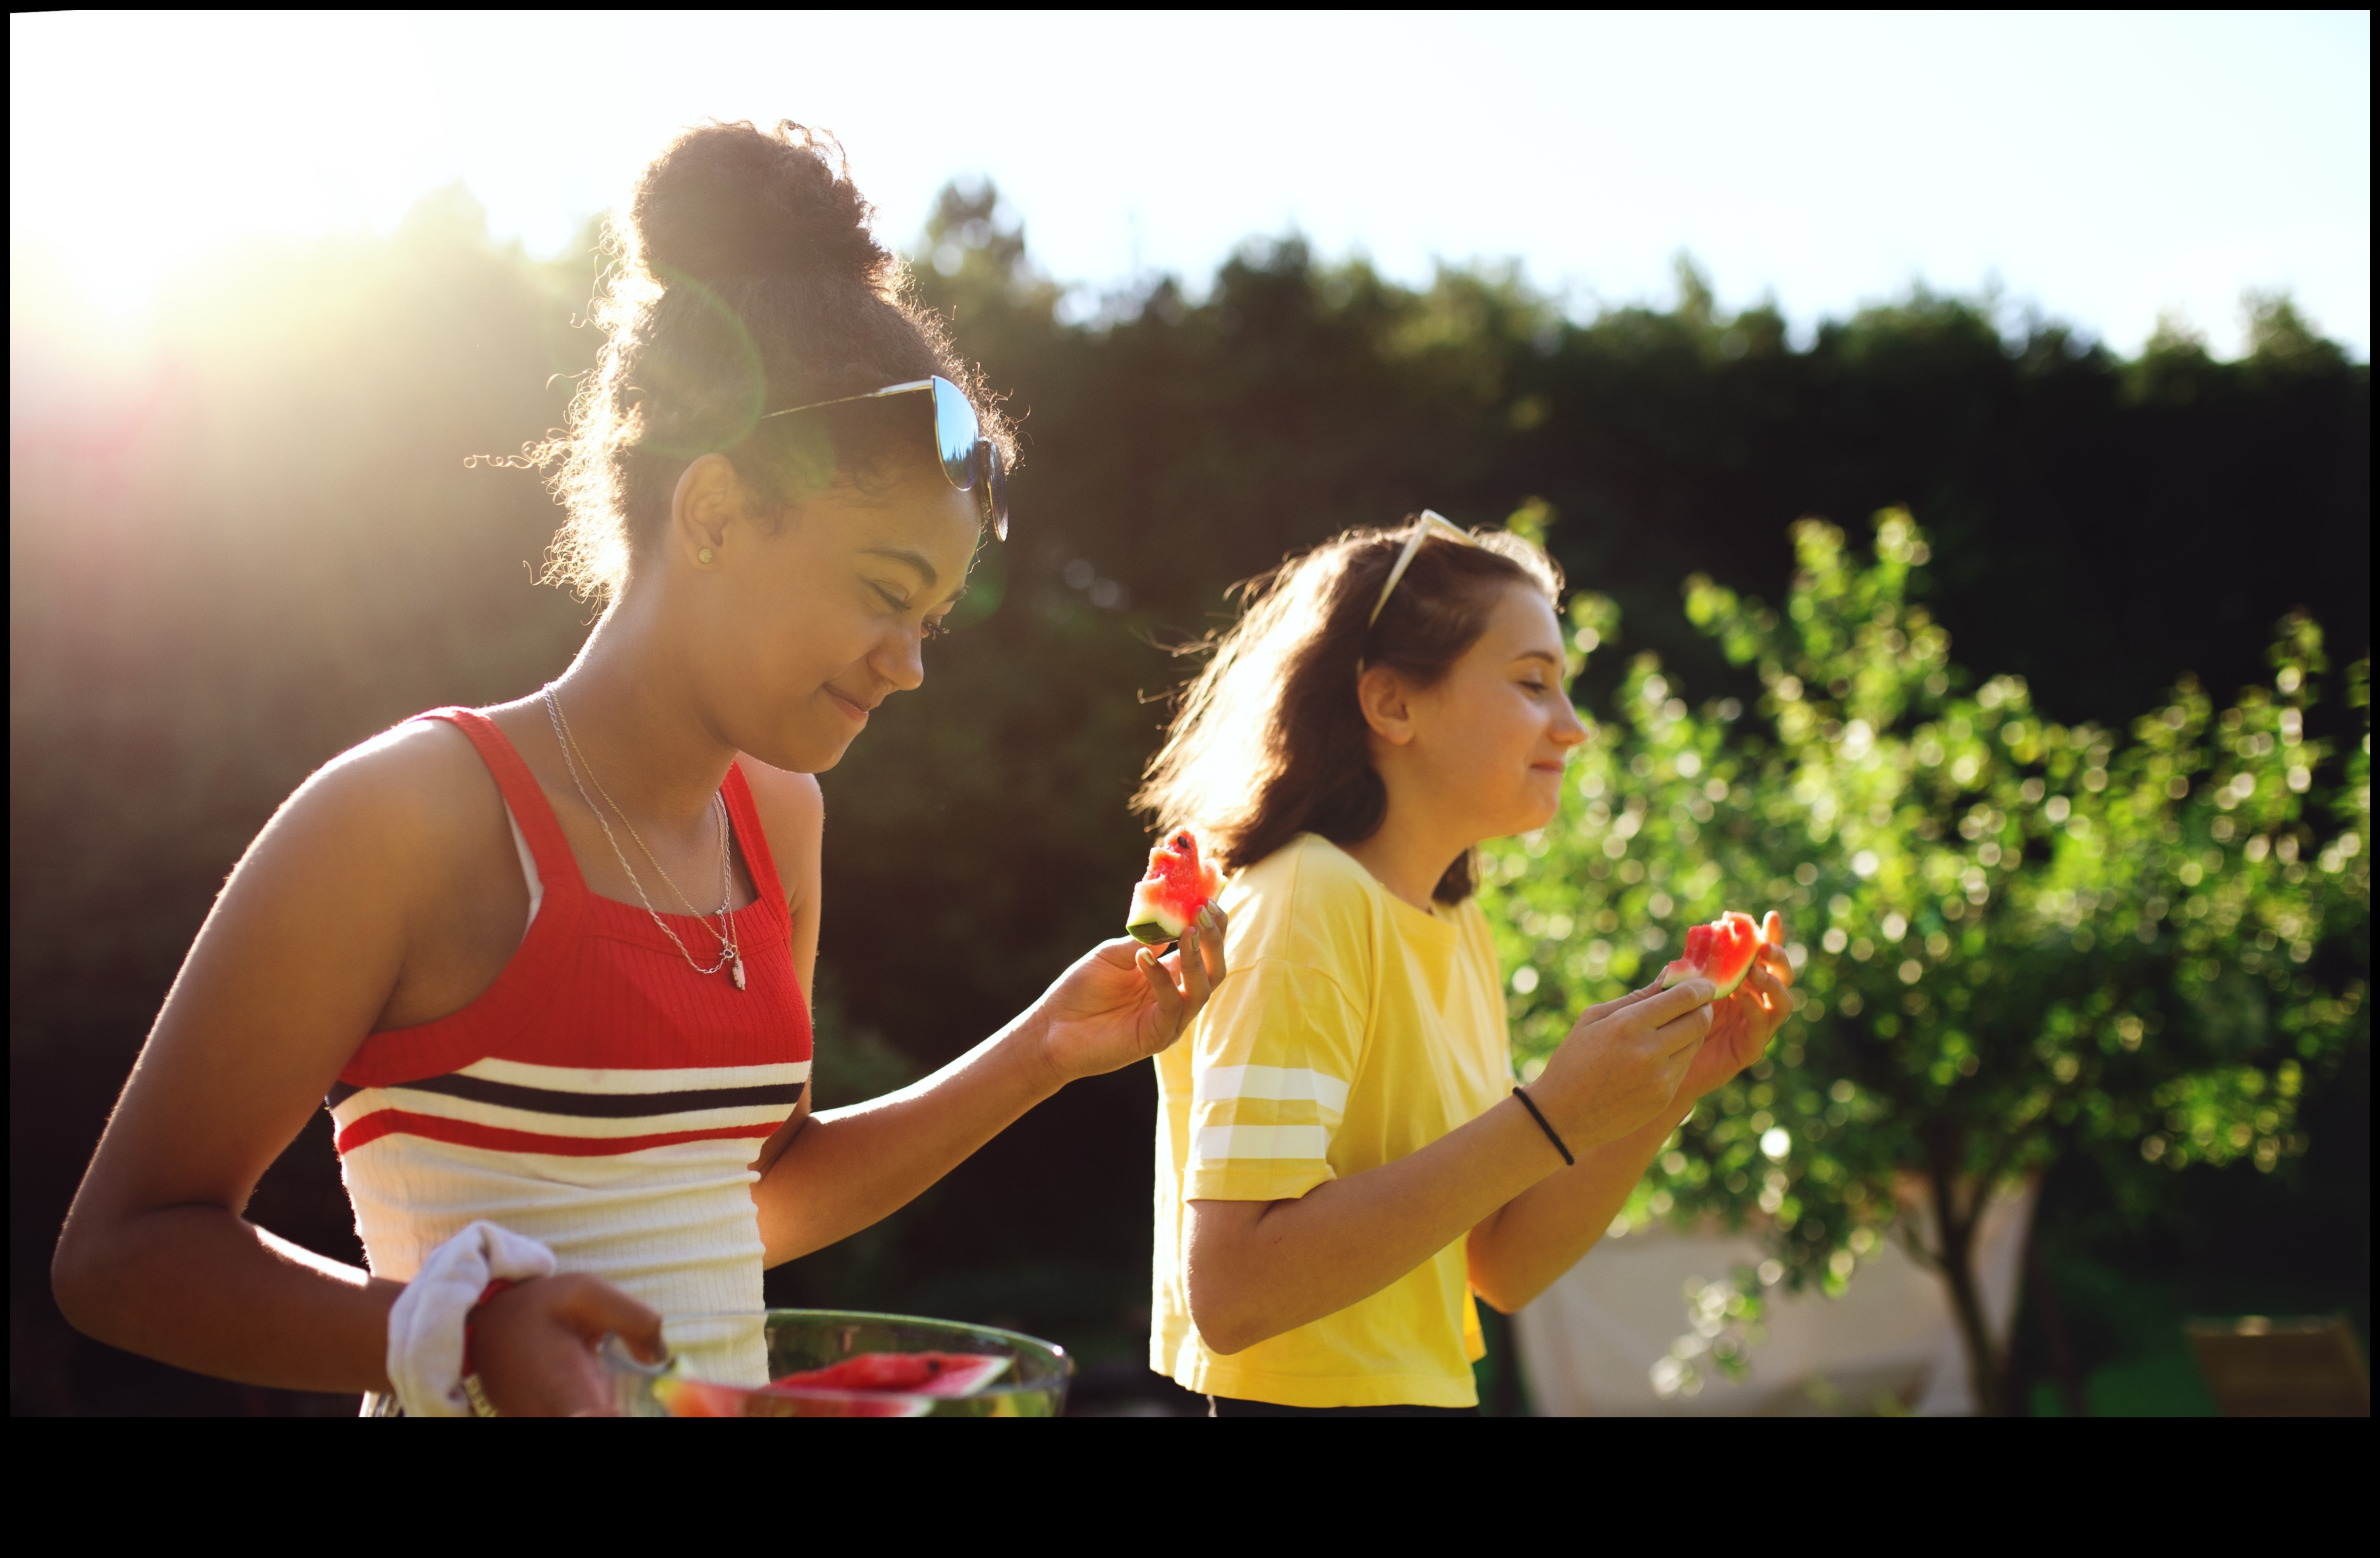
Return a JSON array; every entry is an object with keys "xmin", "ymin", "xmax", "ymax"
[{"xmin": 698, "ymin": 547, "xmax": 715, "ymax": 564}]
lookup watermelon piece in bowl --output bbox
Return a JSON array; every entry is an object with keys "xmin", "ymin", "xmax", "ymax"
[
  {"xmin": 771, "ymin": 1350, "xmax": 1009, "ymax": 1398},
  {"xmin": 742, "ymin": 1351, "xmax": 1013, "ymax": 1418},
  {"xmin": 1126, "ymin": 830, "xmax": 1223, "ymax": 945},
  {"xmin": 1658, "ymin": 910, "xmax": 1782, "ymax": 999},
  {"xmin": 609, "ymin": 1310, "xmax": 1070, "ymax": 1419}
]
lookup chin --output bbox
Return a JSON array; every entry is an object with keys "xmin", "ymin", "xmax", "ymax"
[
  {"xmin": 1490, "ymin": 807, "xmax": 1560, "ymax": 845},
  {"xmin": 785, "ymin": 744, "xmax": 852, "ymax": 774},
  {"xmin": 745, "ymin": 723, "xmax": 854, "ymax": 776},
  {"xmin": 1516, "ymin": 787, "xmax": 1563, "ymax": 832}
]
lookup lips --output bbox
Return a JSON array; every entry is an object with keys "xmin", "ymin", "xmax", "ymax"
[{"xmin": 826, "ymin": 687, "xmax": 875, "ymax": 726}]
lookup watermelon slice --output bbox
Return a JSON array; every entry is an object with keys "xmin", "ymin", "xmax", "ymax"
[
  {"xmin": 650, "ymin": 1351, "xmax": 1010, "ymax": 1417},
  {"xmin": 770, "ymin": 1350, "xmax": 1010, "ymax": 1397},
  {"xmin": 1658, "ymin": 910, "xmax": 1781, "ymax": 999},
  {"xmin": 1126, "ymin": 830, "xmax": 1223, "ymax": 945}
]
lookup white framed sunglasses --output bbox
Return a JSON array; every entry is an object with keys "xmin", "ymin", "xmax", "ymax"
[
  {"xmin": 1368, "ymin": 509, "xmax": 1478, "ymax": 626},
  {"xmin": 760, "ymin": 375, "xmax": 1008, "ymax": 541}
]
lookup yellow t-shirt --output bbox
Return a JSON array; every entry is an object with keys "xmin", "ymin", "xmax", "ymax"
[{"xmin": 1150, "ymin": 832, "xmax": 1514, "ymax": 1408}]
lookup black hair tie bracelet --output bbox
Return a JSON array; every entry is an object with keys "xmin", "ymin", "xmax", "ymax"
[{"xmin": 1512, "ymin": 1086, "xmax": 1575, "ymax": 1167}]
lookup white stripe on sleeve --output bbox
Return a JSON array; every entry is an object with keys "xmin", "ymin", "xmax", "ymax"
[
  {"xmin": 1194, "ymin": 1065, "xmax": 1351, "ymax": 1117},
  {"xmin": 1191, "ymin": 1124, "xmax": 1332, "ymax": 1163}
]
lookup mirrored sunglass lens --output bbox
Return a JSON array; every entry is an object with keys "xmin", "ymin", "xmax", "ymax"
[
  {"xmin": 983, "ymin": 446, "xmax": 1009, "ymax": 541},
  {"xmin": 931, "ymin": 377, "xmax": 979, "ymax": 490}
]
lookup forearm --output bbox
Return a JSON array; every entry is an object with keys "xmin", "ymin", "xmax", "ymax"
[
  {"xmin": 1189, "ymin": 1096, "xmax": 1564, "ymax": 1353},
  {"xmin": 753, "ymin": 1017, "xmax": 1058, "ymax": 1265},
  {"xmin": 1465, "ymin": 1101, "xmax": 1684, "ymax": 1312},
  {"xmin": 53, "ymin": 1203, "xmax": 396, "ymax": 1393}
]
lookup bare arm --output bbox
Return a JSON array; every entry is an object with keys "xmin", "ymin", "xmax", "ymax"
[
  {"xmin": 729, "ymin": 762, "xmax": 1234, "ymax": 1271},
  {"xmin": 54, "ymin": 732, "xmax": 452, "ymax": 1392},
  {"xmin": 1186, "ymin": 978, "xmax": 1719, "ymax": 1354},
  {"xmin": 1461, "ymin": 1111, "xmax": 1685, "ymax": 1313},
  {"xmin": 1464, "ymin": 941, "xmax": 1796, "ymax": 1310},
  {"xmin": 754, "ymin": 922, "xmax": 1227, "ymax": 1265},
  {"xmin": 51, "ymin": 726, "xmax": 657, "ymax": 1409}
]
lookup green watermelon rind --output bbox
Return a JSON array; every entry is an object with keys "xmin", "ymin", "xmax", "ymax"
[
  {"xmin": 1660, "ymin": 958, "xmax": 1755, "ymax": 1000},
  {"xmin": 1126, "ymin": 879, "xmax": 1197, "ymax": 945}
]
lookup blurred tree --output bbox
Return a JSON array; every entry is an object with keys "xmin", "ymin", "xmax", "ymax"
[{"xmin": 1485, "ymin": 509, "xmax": 2372, "ymax": 1414}]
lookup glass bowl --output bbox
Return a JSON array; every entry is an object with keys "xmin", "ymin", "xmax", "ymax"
[{"xmin": 607, "ymin": 1309, "xmax": 1072, "ymax": 1418}]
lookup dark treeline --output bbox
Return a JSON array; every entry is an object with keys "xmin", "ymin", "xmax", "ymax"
[{"xmin": 9, "ymin": 182, "xmax": 2367, "ymax": 1411}]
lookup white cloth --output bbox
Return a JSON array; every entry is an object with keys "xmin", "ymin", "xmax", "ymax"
[{"xmin": 386, "ymin": 1220, "xmax": 557, "ymax": 1418}]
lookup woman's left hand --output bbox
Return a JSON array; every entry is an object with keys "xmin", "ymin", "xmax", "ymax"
[
  {"xmin": 1678, "ymin": 912, "xmax": 1796, "ymax": 1102},
  {"xmin": 1032, "ymin": 907, "xmax": 1228, "ymax": 1087}
]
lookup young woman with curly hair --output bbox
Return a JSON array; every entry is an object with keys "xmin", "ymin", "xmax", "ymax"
[{"xmin": 53, "ymin": 122, "xmax": 1223, "ymax": 1416}]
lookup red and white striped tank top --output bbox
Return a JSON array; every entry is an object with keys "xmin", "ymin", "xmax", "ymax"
[{"xmin": 331, "ymin": 708, "xmax": 812, "ymax": 1383}]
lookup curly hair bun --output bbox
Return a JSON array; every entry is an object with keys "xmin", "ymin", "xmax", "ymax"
[
  {"xmin": 630, "ymin": 120, "xmax": 893, "ymax": 292},
  {"xmin": 528, "ymin": 117, "xmax": 1007, "ymax": 604}
]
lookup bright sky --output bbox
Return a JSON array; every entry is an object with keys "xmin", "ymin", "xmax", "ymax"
[{"xmin": 10, "ymin": 10, "xmax": 2371, "ymax": 357}]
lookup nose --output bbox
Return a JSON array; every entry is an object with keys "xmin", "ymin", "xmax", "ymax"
[
  {"xmin": 1550, "ymin": 698, "xmax": 1589, "ymax": 748},
  {"xmin": 874, "ymin": 620, "xmax": 927, "ymax": 694}
]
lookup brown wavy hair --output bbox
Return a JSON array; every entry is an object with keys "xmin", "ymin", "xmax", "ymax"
[
  {"xmin": 525, "ymin": 120, "xmax": 1014, "ymax": 603},
  {"xmin": 1135, "ymin": 516, "xmax": 1562, "ymax": 904}
]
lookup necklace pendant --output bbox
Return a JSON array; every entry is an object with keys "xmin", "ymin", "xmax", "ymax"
[{"xmin": 731, "ymin": 953, "xmax": 747, "ymax": 991}]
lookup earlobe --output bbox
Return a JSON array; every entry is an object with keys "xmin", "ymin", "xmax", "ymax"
[{"xmin": 671, "ymin": 453, "xmax": 738, "ymax": 568}]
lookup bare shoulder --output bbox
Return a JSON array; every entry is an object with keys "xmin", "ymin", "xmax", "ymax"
[
  {"xmin": 276, "ymin": 717, "xmax": 503, "ymax": 856},
  {"xmin": 172, "ymin": 714, "xmax": 518, "ymax": 1042},
  {"xmin": 228, "ymin": 718, "xmax": 514, "ymax": 937},
  {"xmin": 737, "ymin": 758, "xmax": 823, "ymax": 906}
]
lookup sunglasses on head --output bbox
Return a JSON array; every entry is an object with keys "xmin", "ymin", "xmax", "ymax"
[
  {"xmin": 1368, "ymin": 510, "xmax": 1476, "ymax": 626},
  {"xmin": 760, "ymin": 375, "xmax": 1009, "ymax": 541}
]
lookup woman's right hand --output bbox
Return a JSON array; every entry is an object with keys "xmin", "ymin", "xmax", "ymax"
[
  {"xmin": 1028, "ymin": 908, "xmax": 1228, "ymax": 1088},
  {"xmin": 466, "ymin": 1273, "xmax": 664, "ymax": 1417},
  {"xmin": 1527, "ymin": 979, "xmax": 1715, "ymax": 1152}
]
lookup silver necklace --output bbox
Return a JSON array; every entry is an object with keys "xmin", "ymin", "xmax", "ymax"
[
  {"xmin": 548, "ymin": 688, "xmax": 733, "ymax": 925},
  {"xmin": 542, "ymin": 687, "xmax": 745, "ymax": 990}
]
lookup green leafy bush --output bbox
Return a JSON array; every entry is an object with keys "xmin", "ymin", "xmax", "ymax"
[{"xmin": 1484, "ymin": 509, "xmax": 2371, "ymax": 1413}]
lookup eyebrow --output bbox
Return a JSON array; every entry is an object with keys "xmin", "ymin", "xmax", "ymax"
[
  {"xmin": 1513, "ymin": 650, "xmax": 1562, "ymax": 668},
  {"xmin": 860, "ymin": 546, "xmax": 940, "ymax": 591}
]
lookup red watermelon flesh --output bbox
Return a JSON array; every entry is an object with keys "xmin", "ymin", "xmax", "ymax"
[
  {"xmin": 1126, "ymin": 830, "xmax": 1224, "ymax": 945},
  {"xmin": 1658, "ymin": 910, "xmax": 1776, "ymax": 999},
  {"xmin": 770, "ymin": 1351, "xmax": 1010, "ymax": 1397},
  {"xmin": 652, "ymin": 1352, "xmax": 1010, "ymax": 1416}
]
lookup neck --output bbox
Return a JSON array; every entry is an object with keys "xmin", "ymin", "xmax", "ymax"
[
  {"xmin": 1340, "ymin": 778, "xmax": 1476, "ymax": 912},
  {"xmin": 544, "ymin": 583, "xmax": 738, "ymax": 828}
]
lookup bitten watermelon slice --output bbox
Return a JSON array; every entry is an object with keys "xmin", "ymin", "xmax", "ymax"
[
  {"xmin": 1658, "ymin": 910, "xmax": 1781, "ymax": 999},
  {"xmin": 1126, "ymin": 830, "xmax": 1223, "ymax": 945}
]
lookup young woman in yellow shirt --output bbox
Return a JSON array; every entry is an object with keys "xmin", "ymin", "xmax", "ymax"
[{"xmin": 1139, "ymin": 514, "xmax": 1794, "ymax": 1414}]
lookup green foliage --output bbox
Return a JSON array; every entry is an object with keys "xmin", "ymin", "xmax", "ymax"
[
  {"xmin": 8, "ymin": 175, "xmax": 2370, "ymax": 1410},
  {"xmin": 1483, "ymin": 510, "xmax": 2370, "ymax": 1403}
]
